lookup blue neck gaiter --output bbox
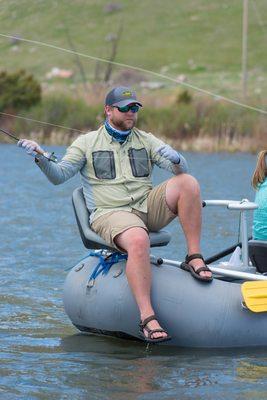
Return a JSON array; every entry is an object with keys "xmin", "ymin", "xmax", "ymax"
[{"xmin": 105, "ymin": 120, "xmax": 131, "ymax": 143}]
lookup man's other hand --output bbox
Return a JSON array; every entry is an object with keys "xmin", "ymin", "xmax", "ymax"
[{"xmin": 156, "ymin": 144, "xmax": 180, "ymax": 164}]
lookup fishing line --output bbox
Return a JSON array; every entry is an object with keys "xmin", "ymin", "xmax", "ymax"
[
  {"xmin": 0, "ymin": 33, "xmax": 266, "ymax": 115},
  {"xmin": 0, "ymin": 110, "xmax": 87, "ymax": 134}
]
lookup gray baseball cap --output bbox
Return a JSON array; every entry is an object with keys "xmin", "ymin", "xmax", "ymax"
[{"xmin": 105, "ymin": 86, "xmax": 142, "ymax": 107}]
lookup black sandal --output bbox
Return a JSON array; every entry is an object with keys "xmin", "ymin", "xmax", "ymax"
[
  {"xmin": 181, "ymin": 253, "xmax": 213, "ymax": 282},
  {"xmin": 139, "ymin": 314, "xmax": 171, "ymax": 343}
]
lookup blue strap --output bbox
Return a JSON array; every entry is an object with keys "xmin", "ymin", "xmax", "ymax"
[{"xmin": 88, "ymin": 251, "xmax": 128, "ymax": 281}]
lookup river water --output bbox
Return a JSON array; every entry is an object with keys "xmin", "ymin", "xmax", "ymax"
[{"xmin": 0, "ymin": 144, "xmax": 266, "ymax": 399}]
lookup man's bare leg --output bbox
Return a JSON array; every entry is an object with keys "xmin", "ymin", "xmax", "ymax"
[
  {"xmin": 115, "ymin": 227, "xmax": 168, "ymax": 339},
  {"xmin": 166, "ymin": 173, "xmax": 212, "ymax": 279}
]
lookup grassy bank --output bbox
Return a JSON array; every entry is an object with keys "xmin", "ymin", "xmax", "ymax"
[
  {"xmin": 1, "ymin": 90, "xmax": 265, "ymax": 152},
  {"xmin": 0, "ymin": 0, "xmax": 266, "ymax": 150},
  {"xmin": 0, "ymin": 0, "xmax": 266, "ymax": 100}
]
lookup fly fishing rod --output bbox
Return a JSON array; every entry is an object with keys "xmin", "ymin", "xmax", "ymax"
[{"xmin": 0, "ymin": 127, "xmax": 57, "ymax": 162}]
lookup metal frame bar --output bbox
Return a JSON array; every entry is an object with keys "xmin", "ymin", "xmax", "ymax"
[{"xmin": 203, "ymin": 199, "xmax": 258, "ymax": 268}]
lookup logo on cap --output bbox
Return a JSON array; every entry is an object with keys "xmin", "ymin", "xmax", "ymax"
[{"xmin": 122, "ymin": 90, "xmax": 132, "ymax": 97}]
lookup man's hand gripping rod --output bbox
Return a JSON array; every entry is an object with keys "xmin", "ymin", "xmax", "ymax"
[{"xmin": 0, "ymin": 127, "xmax": 57, "ymax": 162}]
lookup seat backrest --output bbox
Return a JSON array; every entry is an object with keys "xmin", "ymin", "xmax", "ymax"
[
  {"xmin": 248, "ymin": 240, "xmax": 267, "ymax": 273},
  {"xmin": 72, "ymin": 187, "xmax": 171, "ymax": 250},
  {"xmin": 72, "ymin": 187, "xmax": 113, "ymax": 250}
]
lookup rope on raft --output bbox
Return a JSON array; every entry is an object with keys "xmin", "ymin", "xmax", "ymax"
[{"xmin": 88, "ymin": 250, "xmax": 128, "ymax": 282}]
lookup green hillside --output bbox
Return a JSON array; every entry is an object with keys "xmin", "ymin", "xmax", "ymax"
[{"xmin": 0, "ymin": 0, "xmax": 266, "ymax": 100}]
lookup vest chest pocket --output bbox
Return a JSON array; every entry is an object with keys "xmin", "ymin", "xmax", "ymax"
[
  {"xmin": 92, "ymin": 151, "xmax": 116, "ymax": 179},
  {"xmin": 128, "ymin": 148, "xmax": 149, "ymax": 177}
]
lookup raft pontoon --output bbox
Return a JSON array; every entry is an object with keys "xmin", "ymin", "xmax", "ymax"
[{"xmin": 63, "ymin": 188, "xmax": 267, "ymax": 347}]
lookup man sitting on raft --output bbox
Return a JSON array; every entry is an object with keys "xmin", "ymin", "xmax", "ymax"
[{"xmin": 18, "ymin": 86, "xmax": 212, "ymax": 343}]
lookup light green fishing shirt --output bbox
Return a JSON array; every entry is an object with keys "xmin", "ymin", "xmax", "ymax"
[{"xmin": 36, "ymin": 125, "xmax": 188, "ymax": 223}]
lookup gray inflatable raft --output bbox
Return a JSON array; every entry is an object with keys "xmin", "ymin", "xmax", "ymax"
[{"xmin": 63, "ymin": 188, "xmax": 267, "ymax": 347}]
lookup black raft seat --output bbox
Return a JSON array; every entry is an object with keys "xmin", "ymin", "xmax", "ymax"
[
  {"xmin": 248, "ymin": 239, "xmax": 267, "ymax": 274},
  {"xmin": 72, "ymin": 187, "xmax": 171, "ymax": 251}
]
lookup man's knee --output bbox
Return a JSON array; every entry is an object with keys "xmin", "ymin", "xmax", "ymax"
[
  {"xmin": 183, "ymin": 174, "xmax": 200, "ymax": 194},
  {"xmin": 170, "ymin": 174, "xmax": 200, "ymax": 194},
  {"xmin": 166, "ymin": 174, "xmax": 201, "ymax": 212},
  {"xmin": 115, "ymin": 227, "xmax": 150, "ymax": 255}
]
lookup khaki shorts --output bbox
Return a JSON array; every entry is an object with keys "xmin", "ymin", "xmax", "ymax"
[{"xmin": 91, "ymin": 180, "xmax": 176, "ymax": 250}]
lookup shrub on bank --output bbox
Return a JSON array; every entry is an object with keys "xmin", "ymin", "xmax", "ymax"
[
  {"xmin": 138, "ymin": 103, "xmax": 201, "ymax": 139},
  {"xmin": 0, "ymin": 69, "xmax": 41, "ymax": 112}
]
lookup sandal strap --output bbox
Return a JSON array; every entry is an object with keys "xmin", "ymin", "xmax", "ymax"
[
  {"xmin": 139, "ymin": 314, "xmax": 158, "ymax": 329},
  {"xmin": 186, "ymin": 253, "xmax": 204, "ymax": 263},
  {"xmin": 194, "ymin": 266, "xmax": 211, "ymax": 274},
  {"xmin": 147, "ymin": 328, "xmax": 166, "ymax": 338}
]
